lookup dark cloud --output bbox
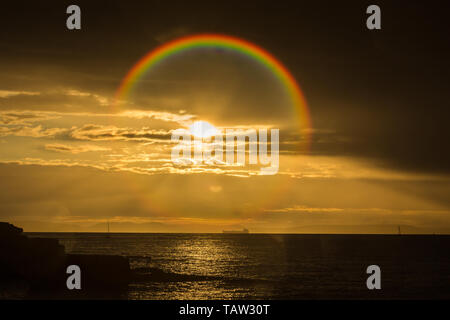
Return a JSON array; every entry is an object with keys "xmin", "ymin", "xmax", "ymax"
[
  {"xmin": 44, "ymin": 143, "xmax": 110, "ymax": 154},
  {"xmin": 69, "ymin": 124, "xmax": 173, "ymax": 142},
  {"xmin": 0, "ymin": 111, "xmax": 59, "ymax": 124}
]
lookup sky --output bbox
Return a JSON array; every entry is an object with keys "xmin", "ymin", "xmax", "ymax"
[{"xmin": 0, "ymin": 1, "xmax": 449, "ymax": 233}]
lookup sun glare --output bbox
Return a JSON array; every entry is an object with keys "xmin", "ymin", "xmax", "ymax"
[{"xmin": 189, "ymin": 121, "xmax": 220, "ymax": 138}]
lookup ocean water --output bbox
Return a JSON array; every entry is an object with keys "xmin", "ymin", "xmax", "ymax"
[{"xmin": 27, "ymin": 233, "xmax": 450, "ymax": 299}]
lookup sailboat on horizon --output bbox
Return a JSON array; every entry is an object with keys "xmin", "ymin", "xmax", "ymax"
[{"xmin": 106, "ymin": 220, "xmax": 111, "ymax": 238}]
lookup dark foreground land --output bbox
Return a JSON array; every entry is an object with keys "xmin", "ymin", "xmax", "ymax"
[
  {"xmin": 0, "ymin": 222, "xmax": 225, "ymax": 299},
  {"xmin": 0, "ymin": 222, "xmax": 132, "ymax": 299},
  {"xmin": 1, "ymin": 222, "xmax": 450, "ymax": 299}
]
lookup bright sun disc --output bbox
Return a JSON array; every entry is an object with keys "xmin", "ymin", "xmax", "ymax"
[{"xmin": 189, "ymin": 121, "xmax": 220, "ymax": 138}]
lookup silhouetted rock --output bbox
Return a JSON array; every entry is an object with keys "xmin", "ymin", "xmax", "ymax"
[
  {"xmin": 0, "ymin": 222, "xmax": 22, "ymax": 237},
  {"xmin": 66, "ymin": 254, "xmax": 132, "ymax": 290},
  {"xmin": 0, "ymin": 222, "xmax": 132, "ymax": 298},
  {"xmin": 0, "ymin": 222, "xmax": 65, "ymax": 291}
]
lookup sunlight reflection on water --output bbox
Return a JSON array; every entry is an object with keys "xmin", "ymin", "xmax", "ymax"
[{"xmin": 27, "ymin": 233, "xmax": 450, "ymax": 299}]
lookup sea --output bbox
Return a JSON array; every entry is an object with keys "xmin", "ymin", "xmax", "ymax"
[{"xmin": 27, "ymin": 233, "xmax": 450, "ymax": 299}]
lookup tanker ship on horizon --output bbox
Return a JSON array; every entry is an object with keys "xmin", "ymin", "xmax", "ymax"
[{"xmin": 222, "ymin": 228, "xmax": 249, "ymax": 234}]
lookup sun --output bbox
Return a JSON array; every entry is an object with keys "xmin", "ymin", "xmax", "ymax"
[{"xmin": 189, "ymin": 121, "xmax": 220, "ymax": 138}]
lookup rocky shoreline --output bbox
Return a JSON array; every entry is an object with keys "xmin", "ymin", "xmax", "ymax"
[
  {"xmin": 0, "ymin": 222, "xmax": 132, "ymax": 298},
  {"xmin": 0, "ymin": 222, "xmax": 225, "ymax": 299}
]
